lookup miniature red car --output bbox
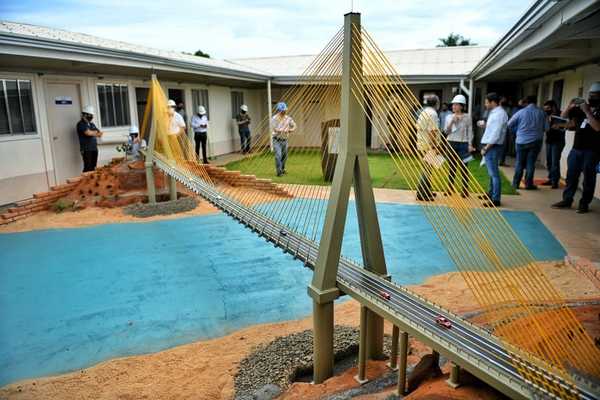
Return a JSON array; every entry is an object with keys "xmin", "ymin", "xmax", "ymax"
[
  {"xmin": 380, "ymin": 291, "xmax": 391, "ymax": 300},
  {"xmin": 436, "ymin": 316, "xmax": 452, "ymax": 329}
]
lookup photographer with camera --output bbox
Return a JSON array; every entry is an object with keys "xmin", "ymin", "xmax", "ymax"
[{"xmin": 552, "ymin": 82, "xmax": 600, "ymax": 214}]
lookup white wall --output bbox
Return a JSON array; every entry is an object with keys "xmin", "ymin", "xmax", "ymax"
[{"xmin": 0, "ymin": 69, "xmax": 268, "ymax": 204}]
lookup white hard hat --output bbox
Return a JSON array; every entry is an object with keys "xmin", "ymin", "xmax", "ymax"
[
  {"xmin": 590, "ymin": 82, "xmax": 600, "ymax": 93},
  {"xmin": 451, "ymin": 94, "xmax": 467, "ymax": 105},
  {"xmin": 167, "ymin": 99, "xmax": 176, "ymax": 107},
  {"xmin": 129, "ymin": 125, "xmax": 139, "ymax": 134},
  {"xmin": 240, "ymin": 104, "xmax": 248, "ymax": 112},
  {"xmin": 82, "ymin": 105, "xmax": 95, "ymax": 115},
  {"xmin": 198, "ymin": 106, "xmax": 207, "ymax": 115}
]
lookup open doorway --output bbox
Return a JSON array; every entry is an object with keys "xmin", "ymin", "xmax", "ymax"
[
  {"xmin": 135, "ymin": 87, "xmax": 148, "ymax": 129},
  {"xmin": 167, "ymin": 88, "xmax": 184, "ymax": 105}
]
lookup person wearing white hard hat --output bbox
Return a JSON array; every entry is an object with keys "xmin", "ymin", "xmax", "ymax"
[
  {"xmin": 552, "ymin": 82, "xmax": 600, "ymax": 214},
  {"xmin": 271, "ymin": 102, "xmax": 296, "ymax": 176},
  {"xmin": 191, "ymin": 105, "xmax": 209, "ymax": 163},
  {"xmin": 236, "ymin": 104, "xmax": 251, "ymax": 153},
  {"xmin": 127, "ymin": 125, "xmax": 146, "ymax": 160},
  {"xmin": 444, "ymin": 94, "xmax": 474, "ymax": 197},
  {"xmin": 76, "ymin": 105, "xmax": 103, "ymax": 172},
  {"xmin": 167, "ymin": 99, "xmax": 186, "ymax": 136}
]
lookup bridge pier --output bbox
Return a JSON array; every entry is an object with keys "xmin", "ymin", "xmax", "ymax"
[
  {"xmin": 396, "ymin": 330, "xmax": 408, "ymax": 396},
  {"xmin": 312, "ymin": 300, "xmax": 335, "ymax": 384},
  {"xmin": 387, "ymin": 325, "xmax": 399, "ymax": 370},
  {"xmin": 446, "ymin": 363, "xmax": 461, "ymax": 388},
  {"xmin": 145, "ymin": 161, "xmax": 157, "ymax": 204},
  {"xmin": 168, "ymin": 175, "xmax": 177, "ymax": 200},
  {"xmin": 355, "ymin": 305, "xmax": 369, "ymax": 384}
]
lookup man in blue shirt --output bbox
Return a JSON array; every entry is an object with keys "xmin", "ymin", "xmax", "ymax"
[
  {"xmin": 507, "ymin": 95, "xmax": 547, "ymax": 190},
  {"xmin": 478, "ymin": 92, "xmax": 508, "ymax": 207}
]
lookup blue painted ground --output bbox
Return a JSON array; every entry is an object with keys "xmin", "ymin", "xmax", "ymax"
[{"xmin": 0, "ymin": 202, "xmax": 565, "ymax": 385}]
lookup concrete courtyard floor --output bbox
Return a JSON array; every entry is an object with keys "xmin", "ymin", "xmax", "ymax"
[{"xmin": 499, "ymin": 162, "xmax": 600, "ymax": 262}]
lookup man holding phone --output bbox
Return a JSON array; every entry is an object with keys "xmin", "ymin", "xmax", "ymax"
[{"xmin": 552, "ymin": 82, "xmax": 600, "ymax": 214}]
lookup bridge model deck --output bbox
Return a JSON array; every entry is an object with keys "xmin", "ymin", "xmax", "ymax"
[{"xmin": 154, "ymin": 156, "xmax": 599, "ymax": 400}]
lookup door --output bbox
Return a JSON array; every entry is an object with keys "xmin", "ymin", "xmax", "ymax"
[{"xmin": 46, "ymin": 82, "xmax": 83, "ymax": 183}]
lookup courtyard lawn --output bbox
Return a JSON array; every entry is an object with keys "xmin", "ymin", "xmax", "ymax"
[{"xmin": 225, "ymin": 151, "xmax": 517, "ymax": 195}]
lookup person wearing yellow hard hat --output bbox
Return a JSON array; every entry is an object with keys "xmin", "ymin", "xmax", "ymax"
[
  {"xmin": 77, "ymin": 105, "xmax": 103, "ymax": 172},
  {"xmin": 444, "ymin": 94, "xmax": 474, "ymax": 198}
]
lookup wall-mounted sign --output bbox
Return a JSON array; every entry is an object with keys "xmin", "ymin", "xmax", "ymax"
[{"xmin": 54, "ymin": 96, "xmax": 73, "ymax": 105}]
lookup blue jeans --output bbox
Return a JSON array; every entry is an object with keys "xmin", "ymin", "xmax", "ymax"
[
  {"xmin": 513, "ymin": 139, "xmax": 543, "ymax": 188},
  {"xmin": 484, "ymin": 144, "xmax": 501, "ymax": 202},
  {"xmin": 545, "ymin": 141, "xmax": 565, "ymax": 186},
  {"xmin": 239, "ymin": 128, "xmax": 251, "ymax": 153},
  {"xmin": 273, "ymin": 138, "xmax": 288, "ymax": 175},
  {"xmin": 563, "ymin": 149, "xmax": 600, "ymax": 207},
  {"xmin": 448, "ymin": 141, "xmax": 469, "ymax": 195}
]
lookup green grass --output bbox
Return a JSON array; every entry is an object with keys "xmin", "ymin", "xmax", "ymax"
[{"xmin": 226, "ymin": 150, "xmax": 517, "ymax": 195}]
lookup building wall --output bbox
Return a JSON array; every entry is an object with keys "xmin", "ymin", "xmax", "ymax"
[
  {"xmin": 523, "ymin": 63, "xmax": 600, "ymax": 199},
  {"xmin": 0, "ymin": 69, "xmax": 268, "ymax": 205}
]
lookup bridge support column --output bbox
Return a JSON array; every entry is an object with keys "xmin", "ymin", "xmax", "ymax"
[
  {"xmin": 387, "ymin": 325, "xmax": 399, "ymax": 370},
  {"xmin": 396, "ymin": 331, "xmax": 408, "ymax": 396},
  {"xmin": 355, "ymin": 306, "xmax": 369, "ymax": 384},
  {"xmin": 312, "ymin": 300, "xmax": 334, "ymax": 384},
  {"xmin": 366, "ymin": 312, "xmax": 384, "ymax": 359},
  {"xmin": 446, "ymin": 363, "xmax": 461, "ymax": 388},
  {"xmin": 145, "ymin": 161, "xmax": 157, "ymax": 204},
  {"xmin": 168, "ymin": 175, "xmax": 177, "ymax": 200}
]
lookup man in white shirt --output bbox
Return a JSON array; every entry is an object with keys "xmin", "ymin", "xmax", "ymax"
[
  {"xmin": 478, "ymin": 92, "xmax": 508, "ymax": 207},
  {"xmin": 416, "ymin": 95, "xmax": 440, "ymax": 201},
  {"xmin": 271, "ymin": 102, "xmax": 296, "ymax": 176},
  {"xmin": 191, "ymin": 106, "xmax": 209, "ymax": 163},
  {"xmin": 167, "ymin": 99, "xmax": 186, "ymax": 136},
  {"xmin": 166, "ymin": 99, "xmax": 186, "ymax": 159}
]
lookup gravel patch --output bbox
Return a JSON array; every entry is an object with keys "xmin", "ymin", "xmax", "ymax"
[
  {"xmin": 123, "ymin": 196, "xmax": 197, "ymax": 218},
  {"xmin": 234, "ymin": 325, "xmax": 394, "ymax": 399}
]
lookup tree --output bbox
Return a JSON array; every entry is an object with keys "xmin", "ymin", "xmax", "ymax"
[
  {"xmin": 194, "ymin": 49, "xmax": 210, "ymax": 58},
  {"xmin": 437, "ymin": 33, "xmax": 476, "ymax": 47}
]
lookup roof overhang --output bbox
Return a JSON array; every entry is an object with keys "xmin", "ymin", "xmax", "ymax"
[
  {"xmin": 271, "ymin": 74, "xmax": 469, "ymax": 86},
  {"xmin": 471, "ymin": 0, "xmax": 600, "ymax": 81},
  {"xmin": 0, "ymin": 31, "xmax": 270, "ymax": 87}
]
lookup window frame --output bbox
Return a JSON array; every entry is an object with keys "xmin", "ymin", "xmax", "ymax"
[
  {"xmin": 231, "ymin": 90, "xmax": 244, "ymax": 119},
  {"xmin": 0, "ymin": 78, "xmax": 38, "ymax": 137},
  {"xmin": 192, "ymin": 88, "xmax": 210, "ymax": 119},
  {"xmin": 96, "ymin": 83, "xmax": 131, "ymax": 128}
]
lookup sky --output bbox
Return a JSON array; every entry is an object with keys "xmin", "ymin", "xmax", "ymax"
[{"xmin": 0, "ymin": 0, "xmax": 532, "ymax": 60}]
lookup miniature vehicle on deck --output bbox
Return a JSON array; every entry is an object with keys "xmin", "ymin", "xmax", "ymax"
[
  {"xmin": 379, "ymin": 291, "xmax": 391, "ymax": 300},
  {"xmin": 436, "ymin": 316, "xmax": 452, "ymax": 328}
]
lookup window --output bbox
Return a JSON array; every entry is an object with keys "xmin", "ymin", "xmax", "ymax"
[
  {"xmin": 192, "ymin": 89, "xmax": 210, "ymax": 119},
  {"xmin": 97, "ymin": 83, "xmax": 130, "ymax": 127},
  {"xmin": 0, "ymin": 79, "xmax": 37, "ymax": 135},
  {"xmin": 231, "ymin": 91, "xmax": 244, "ymax": 118}
]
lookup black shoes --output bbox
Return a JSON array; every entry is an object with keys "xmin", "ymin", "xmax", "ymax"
[
  {"xmin": 551, "ymin": 200, "xmax": 571, "ymax": 209},
  {"xmin": 482, "ymin": 200, "xmax": 501, "ymax": 208},
  {"xmin": 524, "ymin": 185, "xmax": 538, "ymax": 190},
  {"xmin": 416, "ymin": 192, "xmax": 437, "ymax": 202},
  {"xmin": 576, "ymin": 204, "xmax": 589, "ymax": 214}
]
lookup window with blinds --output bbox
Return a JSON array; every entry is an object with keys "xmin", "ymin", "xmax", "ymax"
[
  {"xmin": 0, "ymin": 79, "xmax": 37, "ymax": 135},
  {"xmin": 192, "ymin": 89, "xmax": 210, "ymax": 119},
  {"xmin": 97, "ymin": 83, "xmax": 130, "ymax": 127}
]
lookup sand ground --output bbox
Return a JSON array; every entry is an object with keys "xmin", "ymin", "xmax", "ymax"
[{"xmin": 0, "ymin": 193, "xmax": 599, "ymax": 399}]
